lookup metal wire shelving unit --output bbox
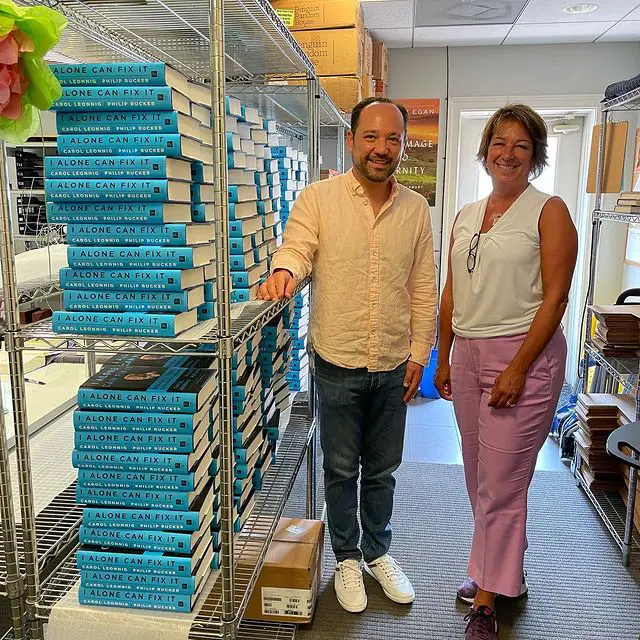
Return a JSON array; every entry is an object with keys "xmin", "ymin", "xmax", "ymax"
[
  {"xmin": 0, "ymin": 1, "xmax": 348, "ymax": 638},
  {"xmin": 579, "ymin": 84, "xmax": 640, "ymax": 567}
]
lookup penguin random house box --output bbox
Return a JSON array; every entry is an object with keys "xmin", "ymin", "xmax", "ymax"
[{"xmin": 244, "ymin": 518, "xmax": 324, "ymax": 623}]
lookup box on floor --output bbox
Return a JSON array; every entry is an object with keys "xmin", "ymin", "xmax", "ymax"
[
  {"xmin": 270, "ymin": 0, "xmax": 363, "ymax": 31},
  {"xmin": 244, "ymin": 517, "xmax": 324, "ymax": 624}
]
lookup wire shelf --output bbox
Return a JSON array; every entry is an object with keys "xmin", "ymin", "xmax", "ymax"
[
  {"xmin": 602, "ymin": 86, "xmax": 640, "ymax": 113},
  {"xmin": 231, "ymin": 279, "xmax": 310, "ymax": 348},
  {"xmin": 17, "ymin": 279, "xmax": 310, "ymax": 355},
  {"xmin": 0, "ymin": 483, "xmax": 82, "ymax": 595},
  {"xmin": 595, "ymin": 210, "xmax": 640, "ymax": 225},
  {"xmin": 228, "ymin": 84, "xmax": 347, "ymax": 131},
  {"xmin": 576, "ymin": 468, "xmax": 640, "ymax": 552},
  {"xmin": 235, "ymin": 620, "xmax": 295, "ymax": 640},
  {"xmin": 584, "ymin": 342, "xmax": 639, "ymax": 395},
  {"xmin": 21, "ymin": 0, "xmax": 314, "ymax": 81},
  {"xmin": 36, "ymin": 410, "xmax": 315, "ymax": 638}
]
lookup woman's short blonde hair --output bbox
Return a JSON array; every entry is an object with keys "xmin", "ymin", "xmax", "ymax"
[{"xmin": 477, "ymin": 104, "xmax": 548, "ymax": 179}]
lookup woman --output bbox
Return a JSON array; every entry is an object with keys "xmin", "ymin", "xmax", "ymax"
[{"xmin": 434, "ymin": 104, "xmax": 577, "ymax": 640}]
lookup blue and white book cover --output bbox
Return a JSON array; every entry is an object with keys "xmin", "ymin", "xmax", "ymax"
[
  {"xmin": 74, "ymin": 431, "xmax": 197, "ymax": 453},
  {"xmin": 72, "ymin": 450, "xmax": 195, "ymax": 475},
  {"xmin": 78, "ymin": 586, "xmax": 196, "ymax": 612},
  {"xmin": 76, "ymin": 546, "xmax": 200, "ymax": 575},
  {"xmin": 63, "ymin": 289, "xmax": 203, "ymax": 313},
  {"xmin": 80, "ymin": 569, "xmax": 197, "ymax": 595},
  {"xmin": 67, "ymin": 246, "xmax": 212, "ymax": 270},
  {"xmin": 51, "ymin": 63, "xmax": 183, "ymax": 86},
  {"xmin": 47, "ymin": 202, "xmax": 191, "ymax": 225},
  {"xmin": 57, "ymin": 134, "xmax": 185, "ymax": 157},
  {"xmin": 66, "ymin": 223, "xmax": 213, "ymax": 247},
  {"xmin": 46, "ymin": 179, "xmax": 191, "ymax": 203},
  {"xmin": 56, "ymin": 111, "xmax": 183, "ymax": 134},
  {"xmin": 59, "ymin": 267, "xmax": 203, "ymax": 292},
  {"xmin": 54, "ymin": 86, "xmax": 184, "ymax": 112},
  {"xmin": 82, "ymin": 506, "xmax": 200, "ymax": 532},
  {"xmin": 77, "ymin": 365, "xmax": 216, "ymax": 412},
  {"xmin": 45, "ymin": 155, "xmax": 191, "ymax": 180},
  {"xmin": 77, "ymin": 469, "xmax": 197, "ymax": 492},
  {"xmin": 78, "ymin": 525, "xmax": 203, "ymax": 554}
]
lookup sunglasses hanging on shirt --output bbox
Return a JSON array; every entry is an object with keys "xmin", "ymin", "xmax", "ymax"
[{"xmin": 467, "ymin": 232, "xmax": 480, "ymax": 274}]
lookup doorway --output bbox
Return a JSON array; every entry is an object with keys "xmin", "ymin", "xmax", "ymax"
[{"xmin": 443, "ymin": 97, "xmax": 599, "ymax": 386}]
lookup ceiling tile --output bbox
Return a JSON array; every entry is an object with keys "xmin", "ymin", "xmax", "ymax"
[
  {"xmin": 413, "ymin": 24, "xmax": 511, "ymax": 46},
  {"xmin": 414, "ymin": 0, "xmax": 527, "ymax": 27},
  {"xmin": 623, "ymin": 5, "xmax": 640, "ymax": 20},
  {"xmin": 518, "ymin": 0, "xmax": 640, "ymax": 24},
  {"xmin": 361, "ymin": 1, "xmax": 415, "ymax": 30},
  {"xmin": 505, "ymin": 20, "xmax": 617, "ymax": 44},
  {"xmin": 368, "ymin": 27, "xmax": 413, "ymax": 48},
  {"xmin": 597, "ymin": 20, "xmax": 640, "ymax": 41}
]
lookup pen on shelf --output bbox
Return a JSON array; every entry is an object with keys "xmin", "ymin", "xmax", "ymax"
[{"xmin": 25, "ymin": 378, "xmax": 46, "ymax": 386}]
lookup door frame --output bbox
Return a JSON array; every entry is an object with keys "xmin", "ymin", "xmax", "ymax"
[{"xmin": 442, "ymin": 94, "xmax": 600, "ymax": 386}]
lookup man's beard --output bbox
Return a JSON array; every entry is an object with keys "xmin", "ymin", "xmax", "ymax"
[{"xmin": 354, "ymin": 154, "xmax": 399, "ymax": 183}]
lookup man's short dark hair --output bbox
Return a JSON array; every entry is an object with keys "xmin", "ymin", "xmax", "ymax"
[{"xmin": 350, "ymin": 97, "xmax": 409, "ymax": 135}]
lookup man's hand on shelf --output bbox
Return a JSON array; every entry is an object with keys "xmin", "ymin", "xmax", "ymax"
[{"xmin": 257, "ymin": 269, "xmax": 297, "ymax": 301}]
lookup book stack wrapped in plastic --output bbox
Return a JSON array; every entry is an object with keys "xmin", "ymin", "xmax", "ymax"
[
  {"xmin": 46, "ymin": 62, "xmax": 217, "ymax": 338},
  {"xmin": 226, "ymin": 95, "xmax": 283, "ymax": 303},
  {"xmin": 270, "ymin": 144, "xmax": 310, "ymax": 391},
  {"xmin": 257, "ymin": 310, "xmax": 293, "ymax": 470},
  {"xmin": 285, "ymin": 288, "xmax": 310, "ymax": 392},
  {"xmin": 71, "ymin": 353, "xmax": 221, "ymax": 611}
]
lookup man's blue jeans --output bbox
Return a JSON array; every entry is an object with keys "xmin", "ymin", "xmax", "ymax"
[{"xmin": 314, "ymin": 353, "xmax": 408, "ymax": 564}]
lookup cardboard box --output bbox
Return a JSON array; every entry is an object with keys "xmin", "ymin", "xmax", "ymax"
[
  {"xmin": 372, "ymin": 40, "xmax": 389, "ymax": 84},
  {"xmin": 586, "ymin": 121, "xmax": 629, "ymax": 193},
  {"xmin": 294, "ymin": 28, "xmax": 363, "ymax": 77},
  {"xmin": 270, "ymin": 0, "xmax": 363, "ymax": 31},
  {"xmin": 322, "ymin": 76, "xmax": 362, "ymax": 112},
  {"xmin": 374, "ymin": 78, "xmax": 387, "ymax": 99},
  {"xmin": 362, "ymin": 74, "xmax": 375, "ymax": 99},
  {"xmin": 364, "ymin": 29, "xmax": 374, "ymax": 76},
  {"xmin": 245, "ymin": 518, "xmax": 324, "ymax": 623}
]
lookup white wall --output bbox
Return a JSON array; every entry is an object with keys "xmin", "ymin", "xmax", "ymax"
[{"xmin": 388, "ymin": 42, "xmax": 640, "ymax": 304}]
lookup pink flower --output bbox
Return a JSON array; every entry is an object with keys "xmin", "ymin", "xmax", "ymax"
[{"xmin": 0, "ymin": 33, "xmax": 18, "ymax": 65}]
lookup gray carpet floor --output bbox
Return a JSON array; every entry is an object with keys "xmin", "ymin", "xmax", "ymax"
[{"xmin": 285, "ymin": 458, "xmax": 640, "ymax": 640}]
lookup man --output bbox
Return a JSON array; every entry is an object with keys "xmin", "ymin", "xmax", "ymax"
[{"xmin": 258, "ymin": 98, "xmax": 438, "ymax": 613}]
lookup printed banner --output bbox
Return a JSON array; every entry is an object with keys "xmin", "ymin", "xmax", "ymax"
[{"xmin": 394, "ymin": 99, "xmax": 440, "ymax": 206}]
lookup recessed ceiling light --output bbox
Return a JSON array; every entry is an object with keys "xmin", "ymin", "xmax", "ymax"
[{"xmin": 562, "ymin": 3, "xmax": 599, "ymax": 14}]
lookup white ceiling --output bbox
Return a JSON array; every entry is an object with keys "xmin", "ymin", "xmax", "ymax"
[{"xmin": 363, "ymin": 0, "xmax": 640, "ymax": 48}]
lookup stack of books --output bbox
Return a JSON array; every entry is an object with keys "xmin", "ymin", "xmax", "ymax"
[
  {"xmin": 614, "ymin": 191, "xmax": 640, "ymax": 215},
  {"xmin": 272, "ymin": 145, "xmax": 308, "ymax": 230},
  {"xmin": 46, "ymin": 62, "xmax": 217, "ymax": 338},
  {"xmin": 71, "ymin": 354, "xmax": 221, "ymax": 612},
  {"xmin": 258, "ymin": 311, "xmax": 293, "ymax": 459},
  {"xmin": 231, "ymin": 336, "xmax": 262, "ymax": 529},
  {"xmin": 285, "ymin": 289, "xmax": 310, "ymax": 391},
  {"xmin": 271, "ymin": 146, "xmax": 310, "ymax": 391},
  {"xmin": 575, "ymin": 393, "xmax": 633, "ymax": 491},
  {"xmin": 590, "ymin": 305, "xmax": 640, "ymax": 357},
  {"xmin": 226, "ymin": 95, "xmax": 283, "ymax": 302}
]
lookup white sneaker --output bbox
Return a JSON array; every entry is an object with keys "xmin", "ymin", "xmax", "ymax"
[
  {"xmin": 334, "ymin": 559, "xmax": 367, "ymax": 613},
  {"xmin": 364, "ymin": 554, "xmax": 415, "ymax": 604}
]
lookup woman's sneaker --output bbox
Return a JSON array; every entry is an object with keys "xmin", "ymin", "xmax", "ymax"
[
  {"xmin": 456, "ymin": 572, "xmax": 528, "ymax": 604},
  {"xmin": 464, "ymin": 605, "xmax": 498, "ymax": 640}
]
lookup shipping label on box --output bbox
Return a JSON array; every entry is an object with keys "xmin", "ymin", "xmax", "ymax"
[
  {"xmin": 294, "ymin": 28, "xmax": 363, "ymax": 77},
  {"xmin": 262, "ymin": 586, "xmax": 314, "ymax": 618}
]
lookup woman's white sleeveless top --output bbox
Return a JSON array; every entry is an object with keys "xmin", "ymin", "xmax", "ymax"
[{"xmin": 451, "ymin": 184, "xmax": 553, "ymax": 339}]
